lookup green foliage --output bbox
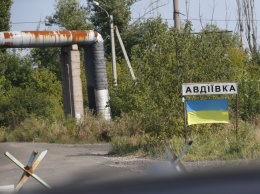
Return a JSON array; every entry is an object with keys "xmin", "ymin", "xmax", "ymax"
[
  {"xmin": 88, "ymin": 0, "xmax": 135, "ymax": 54},
  {"xmin": 39, "ymin": 0, "xmax": 90, "ymax": 107},
  {"xmin": 0, "ymin": 52, "xmax": 64, "ymax": 127},
  {"xmin": 0, "ymin": 51, "xmax": 32, "ymax": 89},
  {"xmin": 4, "ymin": 117, "xmax": 76, "ymax": 143},
  {"xmin": 76, "ymin": 110, "xmax": 113, "ymax": 143},
  {"xmin": 0, "ymin": 87, "xmax": 63, "ymax": 127},
  {"xmin": 238, "ymin": 79, "xmax": 260, "ymax": 121},
  {"xmin": 109, "ymin": 136, "xmax": 146, "ymax": 155},
  {"xmin": 1, "ymin": 111, "xmax": 260, "ymax": 161},
  {"xmin": 89, "ymin": 0, "xmax": 135, "ymax": 35},
  {"xmin": 46, "ymin": 0, "xmax": 93, "ymax": 30},
  {"xmin": 29, "ymin": 68, "xmax": 62, "ymax": 98},
  {"xmin": 0, "ymin": 126, "xmax": 6, "ymax": 141},
  {"xmin": 0, "ymin": 0, "xmax": 12, "ymax": 31},
  {"xmin": 164, "ymin": 121, "xmax": 260, "ymax": 161},
  {"xmin": 3, "ymin": 57, "xmax": 32, "ymax": 89},
  {"xmin": 1, "ymin": 1, "xmax": 260, "ymax": 162},
  {"xmin": 109, "ymin": 18, "xmax": 259, "ymax": 139},
  {"xmin": 30, "ymin": 48, "xmax": 61, "ymax": 79}
]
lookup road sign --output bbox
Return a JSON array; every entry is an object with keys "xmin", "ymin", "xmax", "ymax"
[{"xmin": 182, "ymin": 82, "xmax": 238, "ymax": 96}]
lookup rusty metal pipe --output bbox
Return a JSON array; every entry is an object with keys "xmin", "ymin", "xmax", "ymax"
[
  {"xmin": 0, "ymin": 30, "xmax": 103, "ymax": 48},
  {"xmin": 0, "ymin": 30, "xmax": 111, "ymax": 120}
]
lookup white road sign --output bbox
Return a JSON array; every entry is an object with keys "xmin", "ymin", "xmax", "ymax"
[{"xmin": 182, "ymin": 82, "xmax": 238, "ymax": 96}]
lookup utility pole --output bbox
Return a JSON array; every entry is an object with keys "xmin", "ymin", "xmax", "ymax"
[
  {"xmin": 114, "ymin": 26, "xmax": 136, "ymax": 81},
  {"xmin": 173, "ymin": 0, "xmax": 180, "ymax": 30},
  {"xmin": 110, "ymin": 15, "xmax": 117, "ymax": 86},
  {"xmin": 92, "ymin": 1, "xmax": 117, "ymax": 86}
]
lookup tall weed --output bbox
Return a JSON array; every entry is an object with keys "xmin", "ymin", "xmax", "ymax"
[{"xmin": 1, "ymin": 113, "xmax": 260, "ymax": 161}]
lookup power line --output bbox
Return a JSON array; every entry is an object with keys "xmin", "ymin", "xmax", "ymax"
[
  {"xmin": 10, "ymin": 17, "xmax": 260, "ymax": 25},
  {"xmin": 131, "ymin": 17, "xmax": 260, "ymax": 22},
  {"xmin": 11, "ymin": 21, "xmax": 45, "ymax": 25}
]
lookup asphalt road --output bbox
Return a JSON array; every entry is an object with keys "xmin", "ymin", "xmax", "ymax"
[
  {"xmin": 0, "ymin": 142, "xmax": 153, "ymax": 193},
  {"xmin": 1, "ymin": 142, "xmax": 260, "ymax": 194}
]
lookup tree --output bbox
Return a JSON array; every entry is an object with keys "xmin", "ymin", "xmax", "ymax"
[
  {"xmin": 46, "ymin": 0, "xmax": 93, "ymax": 30},
  {"xmin": 33, "ymin": 0, "xmax": 92, "ymax": 81},
  {"xmin": 0, "ymin": 0, "xmax": 12, "ymax": 31},
  {"xmin": 30, "ymin": 48, "xmax": 61, "ymax": 79},
  {"xmin": 3, "ymin": 55, "xmax": 32, "ymax": 89},
  {"xmin": 42, "ymin": 0, "xmax": 93, "ymax": 78},
  {"xmin": 0, "ymin": 87, "xmax": 64, "ymax": 127},
  {"xmin": 0, "ymin": 0, "xmax": 12, "ymax": 53},
  {"xmin": 42, "ymin": 0, "xmax": 94, "ymax": 108},
  {"xmin": 88, "ymin": 0, "xmax": 136, "ymax": 56},
  {"xmin": 0, "ymin": 52, "xmax": 64, "ymax": 127},
  {"xmin": 89, "ymin": 0, "xmax": 135, "ymax": 36},
  {"xmin": 236, "ymin": 0, "xmax": 259, "ymax": 60},
  {"xmin": 109, "ymin": 17, "xmax": 255, "ymax": 137}
]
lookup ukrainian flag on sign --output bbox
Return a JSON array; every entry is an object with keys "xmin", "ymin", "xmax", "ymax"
[{"xmin": 186, "ymin": 99, "xmax": 229, "ymax": 125}]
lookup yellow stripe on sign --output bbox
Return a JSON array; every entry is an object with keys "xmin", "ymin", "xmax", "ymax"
[{"xmin": 187, "ymin": 110, "xmax": 229, "ymax": 125}]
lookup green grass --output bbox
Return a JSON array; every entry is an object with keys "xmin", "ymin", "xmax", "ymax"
[
  {"xmin": 156, "ymin": 120, "xmax": 260, "ymax": 161},
  {"xmin": 1, "ymin": 112, "xmax": 260, "ymax": 161}
]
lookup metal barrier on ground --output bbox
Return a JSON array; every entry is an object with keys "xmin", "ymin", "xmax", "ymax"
[
  {"xmin": 0, "ymin": 150, "xmax": 52, "ymax": 193},
  {"xmin": 162, "ymin": 138, "xmax": 193, "ymax": 172}
]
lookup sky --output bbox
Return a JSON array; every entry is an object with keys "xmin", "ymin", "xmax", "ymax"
[{"xmin": 10, "ymin": 0, "xmax": 260, "ymax": 38}]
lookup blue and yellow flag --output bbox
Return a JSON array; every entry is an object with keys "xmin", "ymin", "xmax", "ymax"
[{"xmin": 186, "ymin": 99, "xmax": 229, "ymax": 125}]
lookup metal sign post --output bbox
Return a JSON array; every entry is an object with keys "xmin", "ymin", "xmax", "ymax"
[
  {"xmin": 4, "ymin": 150, "xmax": 52, "ymax": 192},
  {"xmin": 182, "ymin": 96, "xmax": 187, "ymax": 144}
]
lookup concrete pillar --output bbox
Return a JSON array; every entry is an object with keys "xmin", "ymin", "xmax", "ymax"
[{"xmin": 60, "ymin": 44, "xmax": 84, "ymax": 121}]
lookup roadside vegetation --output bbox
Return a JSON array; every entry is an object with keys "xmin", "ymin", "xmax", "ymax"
[
  {"xmin": 0, "ymin": 112, "xmax": 259, "ymax": 161},
  {"xmin": 0, "ymin": 0, "xmax": 259, "ymax": 161}
]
